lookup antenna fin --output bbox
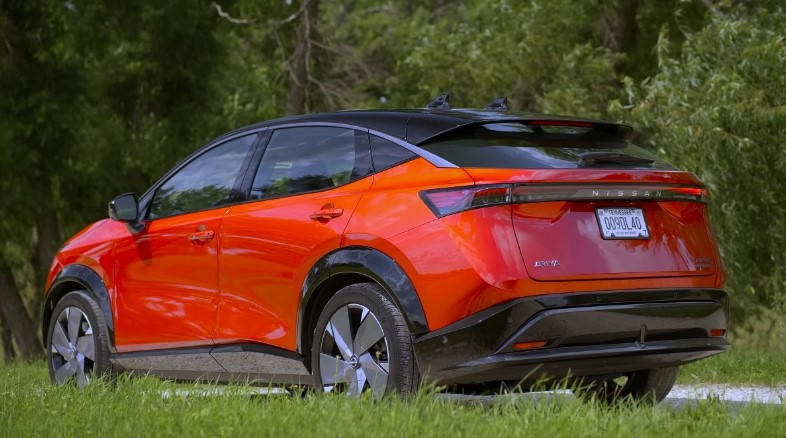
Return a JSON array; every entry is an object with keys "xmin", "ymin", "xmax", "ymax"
[
  {"xmin": 485, "ymin": 97, "xmax": 508, "ymax": 111},
  {"xmin": 426, "ymin": 94, "xmax": 451, "ymax": 110}
]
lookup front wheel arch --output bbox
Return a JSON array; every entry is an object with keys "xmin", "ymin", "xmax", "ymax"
[{"xmin": 41, "ymin": 264, "xmax": 115, "ymax": 352}]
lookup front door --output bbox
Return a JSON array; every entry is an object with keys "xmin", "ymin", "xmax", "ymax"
[{"xmin": 113, "ymin": 134, "xmax": 257, "ymax": 352}]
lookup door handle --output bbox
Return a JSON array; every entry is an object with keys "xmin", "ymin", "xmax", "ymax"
[
  {"xmin": 188, "ymin": 229, "xmax": 215, "ymax": 243},
  {"xmin": 310, "ymin": 204, "xmax": 344, "ymax": 221}
]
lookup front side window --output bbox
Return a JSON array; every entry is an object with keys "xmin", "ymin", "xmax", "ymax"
[
  {"xmin": 250, "ymin": 127, "xmax": 371, "ymax": 200},
  {"xmin": 148, "ymin": 134, "xmax": 256, "ymax": 218}
]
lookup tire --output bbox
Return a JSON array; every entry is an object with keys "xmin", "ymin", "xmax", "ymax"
[
  {"xmin": 310, "ymin": 283, "xmax": 419, "ymax": 398},
  {"xmin": 46, "ymin": 290, "xmax": 113, "ymax": 386},
  {"xmin": 578, "ymin": 367, "xmax": 679, "ymax": 404}
]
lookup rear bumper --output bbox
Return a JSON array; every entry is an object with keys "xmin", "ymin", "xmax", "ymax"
[{"xmin": 413, "ymin": 288, "xmax": 729, "ymax": 385}]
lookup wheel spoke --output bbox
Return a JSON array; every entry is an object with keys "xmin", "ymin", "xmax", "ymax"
[
  {"xmin": 76, "ymin": 334, "xmax": 95, "ymax": 361},
  {"xmin": 54, "ymin": 362, "xmax": 76, "ymax": 384},
  {"xmin": 353, "ymin": 314, "xmax": 384, "ymax": 356},
  {"xmin": 319, "ymin": 353, "xmax": 352, "ymax": 385},
  {"xmin": 347, "ymin": 368, "xmax": 366, "ymax": 398},
  {"xmin": 328, "ymin": 306, "xmax": 354, "ymax": 360},
  {"xmin": 319, "ymin": 301, "xmax": 394, "ymax": 398},
  {"xmin": 359, "ymin": 353, "xmax": 388, "ymax": 398},
  {"xmin": 51, "ymin": 322, "xmax": 72, "ymax": 359},
  {"xmin": 75, "ymin": 355, "xmax": 88, "ymax": 387},
  {"xmin": 67, "ymin": 308, "xmax": 82, "ymax": 343}
]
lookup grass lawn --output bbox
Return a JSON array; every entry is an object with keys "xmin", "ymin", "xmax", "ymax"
[
  {"xmin": 2, "ymin": 357, "xmax": 785, "ymax": 438},
  {"xmin": 678, "ymin": 347, "xmax": 786, "ymax": 386}
]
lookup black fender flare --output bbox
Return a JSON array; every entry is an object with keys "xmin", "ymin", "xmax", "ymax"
[
  {"xmin": 41, "ymin": 264, "xmax": 116, "ymax": 352},
  {"xmin": 298, "ymin": 246, "xmax": 428, "ymax": 353}
]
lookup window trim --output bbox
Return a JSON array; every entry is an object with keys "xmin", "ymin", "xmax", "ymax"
[{"xmin": 138, "ymin": 129, "xmax": 266, "ymax": 221}]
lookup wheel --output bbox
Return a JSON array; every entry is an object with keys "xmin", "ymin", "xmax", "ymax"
[
  {"xmin": 46, "ymin": 290, "xmax": 112, "ymax": 386},
  {"xmin": 578, "ymin": 367, "xmax": 679, "ymax": 404},
  {"xmin": 311, "ymin": 283, "xmax": 419, "ymax": 398}
]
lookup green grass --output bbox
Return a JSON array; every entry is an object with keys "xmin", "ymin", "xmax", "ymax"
[
  {"xmin": 1, "ymin": 363, "xmax": 785, "ymax": 438},
  {"xmin": 679, "ymin": 347, "xmax": 786, "ymax": 386}
]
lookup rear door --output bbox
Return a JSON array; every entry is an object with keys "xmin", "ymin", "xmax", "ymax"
[
  {"xmin": 214, "ymin": 126, "xmax": 373, "ymax": 351},
  {"xmin": 113, "ymin": 133, "xmax": 258, "ymax": 351}
]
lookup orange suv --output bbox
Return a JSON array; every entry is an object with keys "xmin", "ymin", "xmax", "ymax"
[{"xmin": 42, "ymin": 97, "xmax": 729, "ymax": 402}]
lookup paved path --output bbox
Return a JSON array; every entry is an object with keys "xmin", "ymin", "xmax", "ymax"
[
  {"xmin": 437, "ymin": 384, "xmax": 785, "ymax": 406},
  {"xmin": 667, "ymin": 384, "xmax": 784, "ymax": 405},
  {"xmin": 162, "ymin": 384, "xmax": 785, "ymax": 406}
]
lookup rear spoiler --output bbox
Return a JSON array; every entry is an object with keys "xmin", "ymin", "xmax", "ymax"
[
  {"xmin": 413, "ymin": 119, "xmax": 634, "ymax": 145},
  {"xmin": 413, "ymin": 93, "xmax": 633, "ymax": 144}
]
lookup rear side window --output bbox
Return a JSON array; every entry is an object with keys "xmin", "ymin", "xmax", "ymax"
[
  {"xmin": 250, "ymin": 127, "xmax": 372, "ymax": 200},
  {"xmin": 370, "ymin": 135, "xmax": 416, "ymax": 171},
  {"xmin": 419, "ymin": 122, "xmax": 675, "ymax": 170}
]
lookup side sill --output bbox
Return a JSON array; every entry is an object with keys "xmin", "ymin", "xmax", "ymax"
[{"xmin": 111, "ymin": 343, "xmax": 311, "ymax": 386}]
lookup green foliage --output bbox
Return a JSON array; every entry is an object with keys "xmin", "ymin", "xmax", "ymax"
[
  {"xmin": 729, "ymin": 307, "xmax": 786, "ymax": 352},
  {"xmin": 679, "ymin": 339, "xmax": 786, "ymax": 385},
  {"xmin": 612, "ymin": 3, "xmax": 786, "ymax": 316}
]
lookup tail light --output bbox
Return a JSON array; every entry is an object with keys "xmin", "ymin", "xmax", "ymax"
[
  {"xmin": 420, "ymin": 184, "xmax": 708, "ymax": 217},
  {"xmin": 420, "ymin": 185, "xmax": 510, "ymax": 217}
]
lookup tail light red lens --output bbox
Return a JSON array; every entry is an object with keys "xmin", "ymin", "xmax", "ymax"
[
  {"xmin": 421, "ymin": 183, "xmax": 708, "ymax": 217},
  {"xmin": 420, "ymin": 185, "xmax": 510, "ymax": 217},
  {"xmin": 514, "ymin": 340, "xmax": 550, "ymax": 350}
]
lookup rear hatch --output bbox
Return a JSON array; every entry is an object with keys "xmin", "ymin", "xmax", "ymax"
[{"xmin": 419, "ymin": 120, "xmax": 719, "ymax": 281}]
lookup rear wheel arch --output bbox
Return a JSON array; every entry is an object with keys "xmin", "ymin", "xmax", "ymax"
[
  {"xmin": 298, "ymin": 247, "xmax": 428, "ymax": 364},
  {"xmin": 41, "ymin": 264, "xmax": 115, "ymax": 352}
]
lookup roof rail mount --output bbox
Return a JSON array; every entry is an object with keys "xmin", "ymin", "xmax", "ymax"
[
  {"xmin": 426, "ymin": 94, "xmax": 451, "ymax": 110},
  {"xmin": 485, "ymin": 97, "xmax": 508, "ymax": 111}
]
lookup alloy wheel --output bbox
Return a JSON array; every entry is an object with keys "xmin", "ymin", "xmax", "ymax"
[
  {"xmin": 50, "ymin": 306, "xmax": 96, "ymax": 387},
  {"xmin": 319, "ymin": 303, "xmax": 390, "ymax": 398}
]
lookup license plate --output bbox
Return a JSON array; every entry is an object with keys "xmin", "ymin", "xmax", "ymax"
[{"xmin": 595, "ymin": 208, "xmax": 649, "ymax": 239}]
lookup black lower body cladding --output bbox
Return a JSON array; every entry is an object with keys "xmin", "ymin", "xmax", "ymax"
[{"xmin": 412, "ymin": 289, "xmax": 729, "ymax": 385}]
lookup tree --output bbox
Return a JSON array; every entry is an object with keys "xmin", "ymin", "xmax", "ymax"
[
  {"xmin": 0, "ymin": 0, "xmax": 231, "ymax": 360},
  {"xmin": 286, "ymin": 0, "xmax": 320, "ymax": 115},
  {"xmin": 613, "ymin": 2, "xmax": 786, "ymax": 316}
]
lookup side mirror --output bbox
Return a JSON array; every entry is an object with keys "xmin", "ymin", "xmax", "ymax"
[{"xmin": 108, "ymin": 193, "xmax": 139, "ymax": 223}]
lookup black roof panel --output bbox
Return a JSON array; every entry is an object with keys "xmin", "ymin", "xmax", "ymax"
[{"xmin": 226, "ymin": 109, "xmax": 629, "ymax": 145}]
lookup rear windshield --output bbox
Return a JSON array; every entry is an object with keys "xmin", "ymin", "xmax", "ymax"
[{"xmin": 419, "ymin": 122, "xmax": 676, "ymax": 170}]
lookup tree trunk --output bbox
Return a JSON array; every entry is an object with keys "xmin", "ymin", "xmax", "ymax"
[
  {"xmin": 285, "ymin": 0, "xmax": 320, "ymax": 116},
  {"xmin": 0, "ymin": 256, "xmax": 41, "ymax": 361},
  {"xmin": 34, "ymin": 205, "xmax": 60, "ymax": 309},
  {"xmin": 1, "ymin": 317, "xmax": 15, "ymax": 362},
  {"xmin": 603, "ymin": 0, "xmax": 639, "ymax": 53}
]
